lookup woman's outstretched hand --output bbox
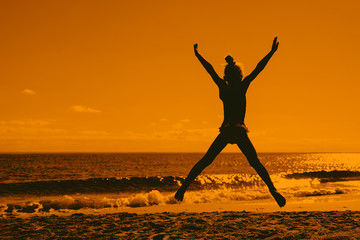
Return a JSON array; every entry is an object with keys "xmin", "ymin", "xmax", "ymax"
[
  {"xmin": 271, "ymin": 37, "xmax": 279, "ymax": 52},
  {"xmin": 194, "ymin": 43, "xmax": 198, "ymax": 54}
]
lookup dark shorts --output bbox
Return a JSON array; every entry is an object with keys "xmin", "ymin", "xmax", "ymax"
[{"xmin": 219, "ymin": 123, "xmax": 249, "ymax": 144}]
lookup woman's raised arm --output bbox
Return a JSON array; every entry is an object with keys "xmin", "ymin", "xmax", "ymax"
[
  {"xmin": 194, "ymin": 44, "xmax": 224, "ymax": 87},
  {"xmin": 243, "ymin": 37, "xmax": 279, "ymax": 85}
]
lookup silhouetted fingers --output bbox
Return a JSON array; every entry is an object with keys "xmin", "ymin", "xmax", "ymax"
[{"xmin": 272, "ymin": 37, "xmax": 279, "ymax": 51}]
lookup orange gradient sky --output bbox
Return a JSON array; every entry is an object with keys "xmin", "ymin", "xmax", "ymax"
[{"xmin": 1, "ymin": 0, "xmax": 360, "ymax": 152}]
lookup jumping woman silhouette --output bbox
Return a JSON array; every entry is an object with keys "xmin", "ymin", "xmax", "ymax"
[{"xmin": 175, "ymin": 37, "xmax": 286, "ymax": 207}]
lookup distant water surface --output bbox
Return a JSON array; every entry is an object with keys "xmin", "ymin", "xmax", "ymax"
[{"xmin": 1, "ymin": 153, "xmax": 359, "ymax": 215}]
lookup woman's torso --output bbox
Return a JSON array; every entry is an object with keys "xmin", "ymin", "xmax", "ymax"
[{"xmin": 219, "ymin": 82, "xmax": 247, "ymax": 128}]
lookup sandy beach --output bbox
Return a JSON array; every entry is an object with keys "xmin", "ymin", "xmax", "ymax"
[
  {"xmin": 1, "ymin": 210, "xmax": 360, "ymax": 239},
  {"xmin": 2, "ymin": 195, "xmax": 360, "ymax": 240}
]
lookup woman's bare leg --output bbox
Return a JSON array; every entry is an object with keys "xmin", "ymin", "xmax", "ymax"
[
  {"xmin": 175, "ymin": 133, "xmax": 228, "ymax": 201},
  {"xmin": 236, "ymin": 133, "xmax": 286, "ymax": 207}
]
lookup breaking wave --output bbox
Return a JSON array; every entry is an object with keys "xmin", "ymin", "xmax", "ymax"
[
  {"xmin": 0, "ymin": 174, "xmax": 264, "ymax": 196},
  {"xmin": 2, "ymin": 170, "xmax": 360, "ymax": 215},
  {"xmin": 285, "ymin": 170, "xmax": 360, "ymax": 183},
  {"xmin": 0, "ymin": 187, "xmax": 352, "ymax": 214}
]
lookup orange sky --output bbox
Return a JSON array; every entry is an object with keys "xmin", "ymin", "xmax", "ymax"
[{"xmin": 1, "ymin": 0, "xmax": 359, "ymax": 152}]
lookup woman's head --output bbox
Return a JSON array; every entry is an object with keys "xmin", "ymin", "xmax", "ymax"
[{"xmin": 224, "ymin": 55, "xmax": 243, "ymax": 84}]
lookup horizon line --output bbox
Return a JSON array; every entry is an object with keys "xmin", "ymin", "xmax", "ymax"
[{"xmin": 0, "ymin": 151, "xmax": 359, "ymax": 154}]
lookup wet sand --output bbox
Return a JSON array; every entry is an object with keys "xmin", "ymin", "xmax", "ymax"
[{"xmin": 1, "ymin": 210, "xmax": 360, "ymax": 239}]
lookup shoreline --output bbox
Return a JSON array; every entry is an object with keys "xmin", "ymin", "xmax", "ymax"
[
  {"xmin": 109, "ymin": 193, "xmax": 360, "ymax": 215},
  {"xmin": 2, "ymin": 193, "xmax": 360, "ymax": 218}
]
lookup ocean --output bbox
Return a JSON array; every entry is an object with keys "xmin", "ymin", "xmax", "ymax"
[{"xmin": 1, "ymin": 153, "xmax": 360, "ymax": 216}]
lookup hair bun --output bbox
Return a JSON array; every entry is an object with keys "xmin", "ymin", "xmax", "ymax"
[{"xmin": 225, "ymin": 55, "xmax": 235, "ymax": 65}]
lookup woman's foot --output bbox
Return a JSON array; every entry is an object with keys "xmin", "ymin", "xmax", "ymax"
[{"xmin": 270, "ymin": 190, "xmax": 286, "ymax": 207}]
